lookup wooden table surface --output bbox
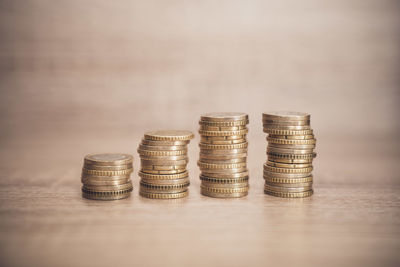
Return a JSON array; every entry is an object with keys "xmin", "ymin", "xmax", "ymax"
[{"xmin": 0, "ymin": 134, "xmax": 399, "ymax": 267}]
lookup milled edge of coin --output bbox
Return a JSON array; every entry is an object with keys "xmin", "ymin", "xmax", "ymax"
[
  {"xmin": 140, "ymin": 177, "xmax": 190, "ymax": 185},
  {"xmin": 138, "ymin": 171, "xmax": 189, "ymax": 180},
  {"xmin": 264, "ymin": 184, "xmax": 313, "ymax": 193},
  {"xmin": 83, "ymin": 164, "xmax": 133, "ymax": 171},
  {"xmin": 140, "ymin": 139, "xmax": 190, "ymax": 146},
  {"xmin": 267, "ymin": 156, "xmax": 313, "ymax": 164},
  {"xmin": 84, "ymin": 153, "xmax": 133, "ymax": 166},
  {"xmin": 267, "ymin": 152, "xmax": 317, "ymax": 159},
  {"xmin": 139, "ymin": 190, "xmax": 188, "ymax": 199},
  {"xmin": 263, "ymin": 175, "xmax": 313, "ymax": 184},
  {"xmin": 82, "ymin": 182, "xmax": 133, "ymax": 191},
  {"xmin": 263, "ymin": 164, "xmax": 313, "ymax": 174},
  {"xmin": 200, "ymin": 175, "xmax": 249, "ymax": 183},
  {"xmin": 199, "ymin": 129, "xmax": 248, "ymax": 137},
  {"xmin": 198, "ymin": 161, "xmax": 247, "ymax": 169},
  {"xmin": 264, "ymin": 128, "xmax": 313, "ymax": 135},
  {"xmin": 265, "ymin": 181, "xmax": 313, "ymax": 188},
  {"xmin": 198, "ymin": 142, "xmax": 248, "ymax": 150},
  {"xmin": 82, "ymin": 187, "xmax": 133, "ymax": 195},
  {"xmin": 264, "ymin": 189, "xmax": 313, "ymax": 198},
  {"xmin": 200, "ymin": 189, "xmax": 248, "ymax": 198},
  {"xmin": 266, "ymin": 161, "xmax": 313, "ymax": 169},
  {"xmin": 140, "ymin": 181, "xmax": 190, "ymax": 189},
  {"xmin": 82, "ymin": 191, "xmax": 131, "ymax": 200},
  {"xmin": 199, "ymin": 171, "xmax": 249, "ymax": 179},
  {"xmin": 144, "ymin": 130, "xmax": 195, "ymax": 141},
  {"xmin": 199, "ymin": 119, "xmax": 249, "ymax": 126},
  {"xmin": 201, "ymin": 181, "xmax": 249, "ymax": 188},
  {"xmin": 200, "ymin": 167, "xmax": 248, "ymax": 174},
  {"xmin": 82, "ymin": 168, "xmax": 133, "ymax": 176},
  {"xmin": 267, "ymin": 137, "xmax": 316, "ymax": 145},
  {"xmin": 137, "ymin": 149, "xmax": 187, "ymax": 156},
  {"xmin": 199, "ymin": 185, "xmax": 249, "ymax": 193},
  {"xmin": 140, "ymin": 169, "xmax": 187, "ymax": 175}
]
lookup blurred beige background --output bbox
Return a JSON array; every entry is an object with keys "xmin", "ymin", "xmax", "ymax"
[
  {"xmin": 1, "ymin": 0, "xmax": 399, "ymax": 186},
  {"xmin": 0, "ymin": 1, "xmax": 400, "ymax": 266}
]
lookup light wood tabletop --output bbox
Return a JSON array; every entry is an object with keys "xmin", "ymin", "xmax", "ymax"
[{"xmin": 0, "ymin": 133, "xmax": 399, "ymax": 267}]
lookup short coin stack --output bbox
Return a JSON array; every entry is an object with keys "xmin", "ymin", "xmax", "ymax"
[
  {"xmin": 137, "ymin": 130, "xmax": 194, "ymax": 199},
  {"xmin": 262, "ymin": 112, "xmax": 316, "ymax": 198},
  {"xmin": 198, "ymin": 112, "xmax": 250, "ymax": 198},
  {"xmin": 81, "ymin": 153, "xmax": 133, "ymax": 200}
]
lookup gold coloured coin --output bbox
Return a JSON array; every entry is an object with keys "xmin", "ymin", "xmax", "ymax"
[
  {"xmin": 201, "ymin": 181, "xmax": 248, "ymax": 189},
  {"xmin": 199, "ymin": 119, "xmax": 249, "ymax": 127},
  {"xmin": 263, "ymin": 164, "xmax": 313, "ymax": 173},
  {"xmin": 200, "ymin": 175, "xmax": 249, "ymax": 183},
  {"xmin": 84, "ymin": 153, "xmax": 133, "ymax": 166},
  {"xmin": 267, "ymin": 137, "xmax": 316, "ymax": 145},
  {"xmin": 200, "ymin": 185, "xmax": 248, "ymax": 194},
  {"xmin": 263, "ymin": 175, "xmax": 313, "ymax": 184},
  {"xmin": 200, "ymin": 189, "xmax": 248, "ymax": 198},
  {"xmin": 138, "ymin": 171, "xmax": 188, "ymax": 180},
  {"xmin": 199, "ymin": 153, "xmax": 247, "ymax": 160},
  {"xmin": 267, "ymin": 151, "xmax": 317, "ymax": 159},
  {"xmin": 139, "ymin": 190, "xmax": 188, "ymax": 199},
  {"xmin": 267, "ymin": 146, "xmax": 315, "ymax": 155},
  {"xmin": 141, "ymin": 168, "xmax": 187, "ymax": 175},
  {"xmin": 263, "ymin": 124, "xmax": 311, "ymax": 131},
  {"xmin": 81, "ymin": 178, "xmax": 130, "ymax": 186},
  {"xmin": 83, "ymin": 164, "xmax": 132, "ymax": 171},
  {"xmin": 199, "ymin": 157, "xmax": 246, "ymax": 164},
  {"xmin": 200, "ymin": 112, "xmax": 249, "ymax": 122},
  {"xmin": 264, "ymin": 128, "xmax": 313, "ymax": 136},
  {"xmin": 263, "ymin": 170, "xmax": 311, "ymax": 179},
  {"xmin": 140, "ymin": 181, "xmax": 190, "ymax": 190},
  {"xmin": 144, "ymin": 130, "xmax": 194, "ymax": 141},
  {"xmin": 82, "ymin": 168, "xmax": 133, "ymax": 176},
  {"xmin": 199, "ymin": 129, "xmax": 248, "ymax": 137},
  {"xmin": 264, "ymin": 189, "xmax": 313, "ymax": 198},
  {"xmin": 140, "ymin": 159, "xmax": 188, "ymax": 166},
  {"xmin": 264, "ymin": 184, "xmax": 312, "ymax": 193},
  {"xmin": 265, "ymin": 181, "xmax": 313, "ymax": 188},
  {"xmin": 266, "ymin": 161, "xmax": 313, "ymax": 169},
  {"xmin": 262, "ymin": 111, "xmax": 310, "ymax": 121},
  {"xmin": 198, "ymin": 161, "xmax": 247, "ymax": 169},
  {"xmin": 199, "ymin": 125, "xmax": 247, "ymax": 131},
  {"xmin": 201, "ymin": 167, "xmax": 248, "ymax": 175},
  {"xmin": 200, "ymin": 171, "xmax": 249, "ymax": 179},
  {"xmin": 267, "ymin": 156, "xmax": 313, "ymax": 164},
  {"xmin": 262, "ymin": 119, "xmax": 310, "ymax": 126},
  {"xmin": 138, "ymin": 144, "xmax": 187, "ymax": 151},
  {"xmin": 140, "ymin": 139, "xmax": 189, "ymax": 146},
  {"xmin": 199, "ymin": 142, "xmax": 248, "ymax": 150},
  {"xmin": 268, "ymin": 134, "xmax": 315, "ymax": 140},
  {"xmin": 139, "ymin": 155, "xmax": 187, "ymax": 161},
  {"xmin": 199, "ymin": 148, "xmax": 247, "ymax": 155},
  {"xmin": 82, "ymin": 182, "xmax": 133, "ymax": 192},
  {"xmin": 140, "ymin": 177, "xmax": 190, "ymax": 186},
  {"xmin": 82, "ymin": 190, "xmax": 131, "ymax": 200}
]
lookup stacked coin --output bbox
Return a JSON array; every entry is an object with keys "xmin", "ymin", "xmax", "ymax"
[
  {"xmin": 198, "ymin": 112, "xmax": 250, "ymax": 198},
  {"xmin": 262, "ymin": 112, "xmax": 316, "ymax": 198},
  {"xmin": 81, "ymin": 153, "xmax": 133, "ymax": 200},
  {"xmin": 137, "ymin": 130, "xmax": 194, "ymax": 199}
]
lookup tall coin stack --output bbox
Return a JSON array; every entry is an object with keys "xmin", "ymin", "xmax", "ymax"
[
  {"xmin": 81, "ymin": 153, "xmax": 134, "ymax": 200},
  {"xmin": 198, "ymin": 112, "xmax": 250, "ymax": 198},
  {"xmin": 262, "ymin": 112, "xmax": 316, "ymax": 198},
  {"xmin": 138, "ymin": 130, "xmax": 194, "ymax": 199}
]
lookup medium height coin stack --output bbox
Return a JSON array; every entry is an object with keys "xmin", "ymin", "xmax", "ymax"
[
  {"xmin": 81, "ymin": 153, "xmax": 133, "ymax": 200},
  {"xmin": 198, "ymin": 112, "xmax": 249, "ymax": 198},
  {"xmin": 262, "ymin": 112, "xmax": 316, "ymax": 198},
  {"xmin": 138, "ymin": 130, "xmax": 194, "ymax": 199}
]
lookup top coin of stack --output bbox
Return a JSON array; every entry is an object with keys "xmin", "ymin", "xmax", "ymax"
[
  {"xmin": 198, "ymin": 112, "xmax": 250, "ymax": 198},
  {"xmin": 262, "ymin": 112, "xmax": 316, "ymax": 198},
  {"xmin": 81, "ymin": 153, "xmax": 133, "ymax": 200},
  {"xmin": 137, "ymin": 130, "xmax": 194, "ymax": 199}
]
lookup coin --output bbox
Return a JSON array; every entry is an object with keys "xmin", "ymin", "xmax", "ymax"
[
  {"xmin": 267, "ymin": 146, "xmax": 315, "ymax": 155},
  {"xmin": 200, "ymin": 185, "xmax": 248, "ymax": 193},
  {"xmin": 263, "ymin": 164, "xmax": 312, "ymax": 173},
  {"xmin": 200, "ymin": 112, "xmax": 249, "ymax": 122},
  {"xmin": 199, "ymin": 148, "xmax": 247, "ymax": 155},
  {"xmin": 138, "ymin": 171, "xmax": 189, "ymax": 180},
  {"xmin": 84, "ymin": 153, "xmax": 133, "ymax": 166},
  {"xmin": 199, "ymin": 138, "xmax": 247, "ymax": 145},
  {"xmin": 265, "ymin": 181, "xmax": 313, "ymax": 188},
  {"xmin": 200, "ymin": 189, "xmax": 248, "ymax": 198},
  {"xmin": 139, "ymin": 190, "xmax": 188, "ymax": 199},
  {"xmin": 141, "ymin": 168, "xmax": 187, "ymax": 175},
  {"xmin": 262, "ymin": 111, "xmax": 310, "ymax": 121},
  {"xmin": 201, "ymin": 181, "xmax": 248, "ymax": 189},
  {"xmin": 140, "ymin": 181, "xmax": 190, "ymax": 190},
  {"xmin": 262, "ymin": 119, "xmax": 310, "ymax": 126},
  {"xmin": 199, "ymin": 153, "xmax": 247, "ymax": 160},
  {"xmin": 82, "ymin": 190, "xmax": 132, "ymax": 200},
  {"xmin": 198, "ymin": 161, "xmax": 247, "ymax": 170},
  {"xmin": 138, "ymin": 144, "xmax": 187, "ymax": 151},
  {"xmin": 263, "ymin": 170, "xmax": 311, "ymax": 179},
  {"xmin": 200, "ymin": 167, "xmax": 248, "ymax": 175},
  {"xmin": 267, "ymin": 137, "xmax": 316, "ymax": 145},
  {"xmin": 268, "ymin": 134, "xmax": 315, "ymax": 140},
  {"xmin": 140, "ymin": 159, "xmax": 188, "ymax": 166},
  {"xmin": 140, "ymin": 177, "xmax": 190, "ymax": 186},
  {"xmin": 139, "ymin": 155, "xmax": 188, "ymax": 161},
  {"xmin": 83, "ymin": 164, "xmax": 132, "ymax": 171},
  {"xmin": 267, "ymin": 156, "xmax": 313, "ymax": 164},
  {"xmin": 267, "ymin": 151, "xmax": 317, "ymax": 159},
  {"xmin": 264, "ymin": 189, "xmax": 313, "ymax": 198},
  {"xmin": 264, "ymin": 175, "xmax": 313, "ymax": 184},
  {"xmin": 199, "ymin": 157, "xmax": 247, "ymax": 164},
  {"xmin": 200, "ymin": 171, "xmax": 249, "ymax": 179},
  {"xmin": 82, "ymin": 168, "xmax": 133, "ymax": 176},
  {"xmin": 263, "ymin": 124, "xmax": 311, "ymax": 131},
  {"xmin": 140, "ymin": 139, "xmax": 190, "ymax": 146},
  {"xmin": 144, "ymin": 130, "xmax": 194, "ymax": 141},
  {"xmin": 200, "ymin": 175, "xmax": 249, "ymax": 183},
  {"xmin": 264, "ymin": 184, "xmax": 312, "ymax": 193},
  {"xmin": 264, "ymin": 128, "xmax": 313, "ymax": 136},
  {"xmin": 81, "ymin": 178, "xmax": 130, "ymax": 186},
  {"xmin": 199, "ymin": 142, "xmax": 248, "ymax": 150},
  {"xmin": 199, "ymin": 129, "xmax": 248, "ymax": 137},
  {"xmin": 266, "ymin": 161, "xmax": 313, "ymax": 169},
  {"xmin": 82, "ymin": 182, "xmax": 133, "ymax": 192},
  {"xmin": 199, "ymin": 125, "xmax": 247, "ymax": 131}
]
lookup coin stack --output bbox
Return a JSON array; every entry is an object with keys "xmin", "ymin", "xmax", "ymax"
[
  {"xmin": 262, "ymin": 112, "xmax": 316, "ymax": 198},
  {"xmin": 198, "ymin": 112, "xmax": 250, "ymax": 198},
  {"xmin": 81, "ymin": 153, "xmax": 134, "ymax": 200},
  {"xmin": 137, "ymin": 130, "xmax": 194, "ymax": 199}
]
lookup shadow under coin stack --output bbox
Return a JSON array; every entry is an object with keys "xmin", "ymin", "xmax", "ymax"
[
  {"xmin": 138, "ymin": 130, "xmax": 194, "ymax": 199},
  {"xmin": 81, "ymin": 153, "xmax": 133, "ymax": 200},
  {"xmin": 198, "ymin": 112, "xmax": 250, "ymax": 198},
  {"xmin": 262, "ymin": 112, "xmax": 316, "ymax": 198}
]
